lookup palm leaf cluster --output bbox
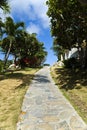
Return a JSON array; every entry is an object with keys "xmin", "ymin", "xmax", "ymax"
[
  {"xmin": 0, "ymin": 1, "xmax": 47, "ymax": 68},
  {"xmin": 0, "ymin": 17, "xmax": 47, "ymax": 68},
  {"xmin": 0, "ymin": 0, "xmax": 9, "ymax": 13}
]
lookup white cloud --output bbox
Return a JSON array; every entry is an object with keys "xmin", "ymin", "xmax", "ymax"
[
  {"xmin": 26, "ymin": 23, "xmax": 41, "ymax": 35},
  {"xmin": 9, "ymin": 0, "xmax": 50, "ymax": 28},
  {"xmin": 0, "ymin": 9, "xmax": 6, "ymax": 21}
]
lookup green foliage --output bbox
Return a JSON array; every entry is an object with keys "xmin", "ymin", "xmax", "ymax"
[
  {"xmin": 0, "ymin": 17, "xmax": 24, "ymax": 68},
  {"xmin": 63, "ymin": 57, "xmax": 80, "ymax": 69},
  {"xmin": 44, "ymin": 64, "xmax": 50, "ymax": 66},
  {"xmin": 0, "ymin": 17, "xmax": 47, "ymax": 68},
  {"xmin": 46, "ymin": 0, "xmax": 87, "ymax": 50},
  {"xmin": 51, "ymin": 44, "xmax": 66, "ymax": 60},
  {"xmin": 0, "ymin": 0, "xmax": 10, "ymax": 13},
  {"xmin": 0, "ymin": 60, "xmax": 13, "ymax": 72},
  {"xmin": 13, "ymin": 31, "xmax": 47, "ymax": 68}
]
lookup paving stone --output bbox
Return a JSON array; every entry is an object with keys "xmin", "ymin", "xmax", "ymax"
[
  {"xmin": 37, "ymin": 124, "xmax": 53, "ymax": 130},
  {"xmin": 58, "ymin": 110, "xmax": 74, "ymax": 120},
  {"xmin": 55, "ymin": 121, "xmax": 71, "ymax": 130},
  {"xmin": 43, "ymin": 116, "xmax": 59, "ymax": 122},
  {"xmin": 35, "ymin": 96, "xmax": 43, "ymax": 105},
  {"xmin": 70, "ymin": 115, "xmax": 86, "ymax": 129}
]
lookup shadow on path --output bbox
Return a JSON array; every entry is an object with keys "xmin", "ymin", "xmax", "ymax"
[{"xmin": 33, "ymin": 74, "xmax": 51, "ymax": 83}]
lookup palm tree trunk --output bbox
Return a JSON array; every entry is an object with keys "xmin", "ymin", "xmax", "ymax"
[
  {"xmin": 84, "ymin": 46, "xmax": 87, "ymax": 68},
  {"xmin": 4, "ymin": 39, "xmax": 12, "ymax": 69}
]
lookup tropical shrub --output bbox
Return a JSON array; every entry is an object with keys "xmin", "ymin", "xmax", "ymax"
[{"xmin": 63, "ymin": 58, "xmax": 80, "ymax": 69}]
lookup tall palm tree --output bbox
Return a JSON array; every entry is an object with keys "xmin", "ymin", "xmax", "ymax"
[
  {"xmin": 2, "ymin": 17, "xmax": 24, "ymax": 68},
  {"xmin": 0, "ymin": 0, "xmax": 9, "ymax": 12}
]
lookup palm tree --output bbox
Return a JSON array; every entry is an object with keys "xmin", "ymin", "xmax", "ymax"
[
  {"xmin": 0, "ymin": 0, "xmax": 9, "ymax": 12},
  {"xmin": 0, "ymin": 18, "xmax": 4, "ymax": 40},
  {"xmin": 2, "ymin": 17, "xmax": 24, "ymax": 68}
]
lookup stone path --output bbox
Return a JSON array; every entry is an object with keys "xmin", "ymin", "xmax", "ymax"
[{"xmin": 17, "ymin": 67, "xmax": 87, "ymax": 130}]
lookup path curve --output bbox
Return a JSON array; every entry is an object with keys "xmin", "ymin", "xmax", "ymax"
[{"xmin": 17, "ymin": 67, "xmax": 87, "ymax": 130}]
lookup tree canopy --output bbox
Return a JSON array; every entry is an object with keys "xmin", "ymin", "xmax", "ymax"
[
  {"xmin": 0, "ymin": 17, "xmax": 47, "ymax": 68},
  {"xmin": 46, "ymin": 0, "xmax": 87, "ymax": 67},
  {"xmin": 1, "ymin": 17, "xmax": 24, "ymax": 68},
  {"xmin": 47, "ymin": 0, "xmax": 87, "ymax": 49}
]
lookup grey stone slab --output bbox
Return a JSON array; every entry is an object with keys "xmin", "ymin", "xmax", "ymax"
[{"xmin": 55, "ymin": 121, "xmax": 71, "ymax": 130}]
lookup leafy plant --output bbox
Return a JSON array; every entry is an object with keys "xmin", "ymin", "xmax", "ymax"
[{"xmin": 63, "ymin": 57, "xmax": 80, "ymax": 69}]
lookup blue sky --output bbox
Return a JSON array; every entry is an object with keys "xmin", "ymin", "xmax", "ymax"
[{"xmin": 0, "ymin": 0, "xmax": 57, "ymax": 65}]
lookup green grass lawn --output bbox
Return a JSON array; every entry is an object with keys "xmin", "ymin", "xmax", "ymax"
[
  {"xmin": 51, "ymin": 65, "xmax": 87, "ymax": 124},
  {"xmin": 0, "ymin": 68, "xmax": 39, "ymax": 130}
]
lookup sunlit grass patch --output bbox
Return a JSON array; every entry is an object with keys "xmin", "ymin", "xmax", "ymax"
[{"xmin": 0, "ymin": 68, "xmax": 39, "ymax": 130}]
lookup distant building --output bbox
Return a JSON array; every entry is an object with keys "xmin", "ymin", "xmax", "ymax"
[{"xmin": 61, "ymin": 48, "xmax": 78, "ymax": 61}]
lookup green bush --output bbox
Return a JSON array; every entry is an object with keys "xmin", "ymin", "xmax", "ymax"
[
  {"xmin": 0, "ymin": 60, "xmax": 13, "ymax": 73},
  {"xmin": 6, "ymin": 60, "xmax": 13, "ymax": 67},
  {"xmin": 63, "ymin": 57, "xmax": 80, "ymax": 69},
  {"xmin": 43, "ymin": 64, "xmax": 50, "ymax": 66}
]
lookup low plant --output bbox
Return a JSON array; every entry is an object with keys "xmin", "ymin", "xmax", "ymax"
[{"xmin": 63, "ymin": 57, "xmax": 80, "ymax": 69}]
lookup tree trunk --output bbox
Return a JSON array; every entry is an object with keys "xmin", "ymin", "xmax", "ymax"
[
  {"xmin": 4, "ymin": 39, "xmax": 12, "ymax": 69},
  {"xmin": 84, "ymin": 46, "xmax": 87, "ymax": 68},
  {"xmin": 78, "ymin": 47, "xmax": 86, "ymax": 69}
]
